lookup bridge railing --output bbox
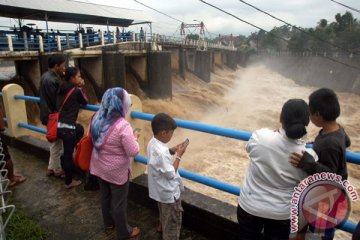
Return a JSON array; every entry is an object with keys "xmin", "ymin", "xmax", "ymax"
[
  {"xmin": 0, "ymin": 85, "xmax": 358, "ymax": 234},
  {"xmin": 0, "ymin": 28, "xmax": 236, "ymax": 53}
]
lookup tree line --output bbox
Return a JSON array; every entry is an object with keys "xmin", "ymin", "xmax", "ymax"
[{"xmin": 247, "ymin": 11, "xmax": 360, "ymax": 53}]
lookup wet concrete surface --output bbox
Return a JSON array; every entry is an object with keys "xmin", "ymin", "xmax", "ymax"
[{"xmin": 9, "ymin": 147, "xmax": 209, "ymax": 240}]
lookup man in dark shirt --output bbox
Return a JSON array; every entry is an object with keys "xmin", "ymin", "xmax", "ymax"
[{"xmin": 39, "ymin": 54, "xmax": 66, "ymax": 178}]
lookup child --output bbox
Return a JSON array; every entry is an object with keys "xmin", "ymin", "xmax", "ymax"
[
  {"xmin": 290, "ymin": 88, "xmax": 351, "ymax": 240},
  {"xmin": 147, "ymin": 113, "xmax": 187, "ymax": 240}
]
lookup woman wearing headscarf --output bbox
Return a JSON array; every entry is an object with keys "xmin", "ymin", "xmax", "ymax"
[{"xmin": 90, "ymin": 88, "xmax": 140, "ymax": 240}]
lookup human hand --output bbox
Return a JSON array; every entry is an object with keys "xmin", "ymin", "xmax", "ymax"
[
  {"xmin": 133, "ymin": 128, "xmax": 141, "ymax": 139},
  {"xmin": 78, "ymin": 79, "xmax": 85, "ymax": 87},
  {"xmin": 175, "ymin": 143, "xmax": 186, "ymax": 157},
  {"xmin": 289, "ymin": 152, "xmax": 303, "ymax": 167}
]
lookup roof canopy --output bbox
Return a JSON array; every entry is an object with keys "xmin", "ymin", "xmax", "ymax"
[{"xmin": 0, "ymin": 0, "xmax": 152, "ymax": 27}]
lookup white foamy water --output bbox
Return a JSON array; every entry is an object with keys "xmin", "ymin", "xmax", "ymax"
[{"xmin": 143, "ymin": 64, "xmax": 360, "ymax": 240}]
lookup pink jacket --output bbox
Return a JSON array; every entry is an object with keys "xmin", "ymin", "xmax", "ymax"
[{"xmin": 90, "ymin": 118, "xmax": 139, "ymax": 185}]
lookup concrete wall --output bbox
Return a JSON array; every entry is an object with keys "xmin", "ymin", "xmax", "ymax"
[
  {"xmin": 195, "ymin": 50, "xmax": 211, "ymax": 82},
  {"xmin": 78, "ymin": 57, "xmax": 103, "ymax": 87},
  {"xmin": 14, "ymin": 60, "xmax": 41, "ymax": 94},
  {"xmin": 213, "ymin": 50, "xmax": 223, "ymax": 67},
  {"xmin": 127, "ymin": 56, "xmax": 147, "ymax": 88},
  {"xmin": 102, "ymin": 52, "xmax": 126, "ymax": 90},
  {"xmin": 147, "ymin": 51, "xmax": 172, "ymax": 99}
]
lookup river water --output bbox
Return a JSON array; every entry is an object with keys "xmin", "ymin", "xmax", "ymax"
[
  {"xmin": 1, "ymin": 62, "xmax": 359, "ymax": 239},
  {"xmin": 143, "ymin": 63, "xmax": 360, "ymax": 240}
]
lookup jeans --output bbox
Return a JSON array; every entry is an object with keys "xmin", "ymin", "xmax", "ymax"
[{"xmin": 57, "ymin": 124, "xmax": 84, "ymax": 185}]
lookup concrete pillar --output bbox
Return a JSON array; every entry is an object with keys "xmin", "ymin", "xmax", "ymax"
[
  {"xmin": 179, "ymin": 46, "xmax": 186, "ymax": 79},
  {"xmin": 102, "ymin": 52, "xmax": 126, "ymax": 90},
  {"xmin": 57, "ymin": 35, "xmax": 61, "ymax": 51},
  {"xmin": 38, "ymin": 35, "xmax": 44, "ymax": 53},
  {"xmin": 147, "ymin": 51, "xmax": 172, "ymax": 99},
  {"xmin": 2, "ymin": 84, "xmax": 28, "ymax": 138},
  {"xmin": 23, "ymin": 32, "xmax": 28, "ymax": 50},
  {"xmin": 100, "ymin": 31, "xmax": 104, "ymax": 46},
  {"xmin": 38, "ymin": 54, "xmax": 51, "ymax": 75},
  {"xmin": 195, "ymin": 50, "xmax": 211, "ymax": 82},
  {"xmin": 14, "ymin": 60, "xmax": 41, "ymax": 92},
  {"xmin": 225, "ymin": 51, "xmax": 237, "ymax": 70},
  {"xmin": 78, "ymin": 56, "xmax": 104, "ymax": 100},
  {"xmin": 7, "ymin": 35, "xmax": 13, "ymax": 51},
  {"xmin": 125, "ymin": 94, "xmax": 145, "ymax": 179},
  {"xmin": 79, "ymin": 33, "xmax": 83, "ymax": 48}
]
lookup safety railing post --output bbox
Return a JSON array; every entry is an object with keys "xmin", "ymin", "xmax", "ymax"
[
  {"xmin": 57, "ymin": 35, "xmax": 62, "ymax": 51},
  {"xmin": 113, "ymin": 31, "xmax": 116, "ymax": 44},
  {"xmin": 23, "ymin": 32, "xmax": 28, "ymax": 51},
  {"xmin": 1, "ymin": 84, "xmax": 28, "ymax": 138},
  {"xmin": 6, "ymin": 36, "xmax": 13, "ymax": 52},
  {"xmin": 100, "ymin": 31, "xmax": 104, "ymax": 46},
  {"xmin": 79, "ymin": 33, "xmax": 83, "ymax": 48},
  {"xmin": 38, "ymin": 35, "xmax": 44, "ymax": 53}
]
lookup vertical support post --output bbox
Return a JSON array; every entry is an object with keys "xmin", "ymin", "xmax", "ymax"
[
  {"xmin": 126, "ymin": 95, "xmax": 145, "ymax": 179},
  {"xmin": 66, "ymin": 33, "xmax": 70, "ymax": 48},
  {"xmin": 113, "ymin": 31, "xmax": 116, "ymax": 44},
  {"xmin": 23, "ymin": 32, "xmax": 28, "ymax": 50},
  {"xmin": 2, "ymin": 84, "xmax": 28, "ymax": 138},
  {"xmin": 45, "ymin": 13, "xmax": 50, "ymax": 52},
  {"xmin": 79, "ymin": 33, "xmax": 83, "ymax": 48},
  {"xmin": 6, "ymin": 35, "xmax": 13, "ymax": 51},
  {"xmin": 57, "ymin": 35, "xmax": 61, "ymax": 51},
  {"xmin": 100, "ymin": 31, "xmax": 104, "ymax": 46},
  {"xmin": 132, "ymin": 32, "xmax": 136, "ymax": 42},
  {"xmin": 38, "ymin": 35, "xmax": 44, "ymax": 52}
]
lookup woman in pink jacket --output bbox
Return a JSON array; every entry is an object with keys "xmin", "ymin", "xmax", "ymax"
[{"xmin": 90, "ymin": 88, "xmax": 140, "ymax": 239}]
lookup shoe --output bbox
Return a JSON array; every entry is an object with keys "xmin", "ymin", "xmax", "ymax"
[
  {"xmin": 46, "ymin": 169, "xmax": 65, "ymax": 178},
  {"xmin": 128, "ymin": 227, "xmax": 140, "ymax": 239},
  {"xmin": 65, "ymin": 180, "xmax": 82, "ymax": 189},
  {"xmin": 9, "ymin": 175, "xmax": 26, "ymax": 187}
]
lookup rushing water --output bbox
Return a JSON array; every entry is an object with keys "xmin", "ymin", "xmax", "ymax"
[
  {"xmin": 1, "ymin": 62, "xmax": 359, "ymax": 239},
  {"xmin": 143, "ymin": 64, "xmax": 360, "ymax": 240}
]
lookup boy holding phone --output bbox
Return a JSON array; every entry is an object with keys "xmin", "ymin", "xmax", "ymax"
[{"xmin": 147, "ymin": 113, "xmax": 188, "ymax": 239}]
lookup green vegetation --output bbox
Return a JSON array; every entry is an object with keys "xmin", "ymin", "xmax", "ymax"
[
  {"xmin": 248, "ymin": 11, "xmax": 360, "ymax": 53},
  {"xmin": 4, "ymin": 208, "xmax": 48, "ymax": 240}
]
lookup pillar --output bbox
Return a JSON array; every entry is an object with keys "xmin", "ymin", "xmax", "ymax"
[{"xmin": 147, "ymin": 51, "xmax": 172, "ymax": 99}]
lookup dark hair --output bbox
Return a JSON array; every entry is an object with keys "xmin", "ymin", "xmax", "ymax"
[
  {"xmin": 65, "ymin": 67, "xmax": 79, "ymax": 82},
  {"xmin": 309, "ymin": 88, "xmax": 340, "ymax": 121},
  {"xmin": 48, "ymin": 54, "xmax": 66, "ymax": 68},
  {"xmin": 280, "ymin": 99, "xmax": 310, "ymax": 139},
  {"xmin": 151, "ymin": 113, "xmax": 177, "ymax": 135}
]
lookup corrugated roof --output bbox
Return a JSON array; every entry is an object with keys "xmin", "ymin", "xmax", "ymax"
[{"xmin": 0, "ymin": 0, "xmax": 152, "ymax": 27}]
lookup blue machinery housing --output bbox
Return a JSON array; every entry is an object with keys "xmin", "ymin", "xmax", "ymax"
[{"xmin": 2, "ymin": 93, "xmax": 359, "ymax": 234}]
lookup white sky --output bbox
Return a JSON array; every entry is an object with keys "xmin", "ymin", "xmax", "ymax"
[{"xmin": 0, "ymin": 0, "xmax": 359, "ymax": 38}]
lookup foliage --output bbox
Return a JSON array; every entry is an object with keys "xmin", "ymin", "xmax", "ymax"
[
  {"xmin": 4, "ymin": 208, "xmax": 48, "ymax": 240},
  {"xmin": 250, "ymin": 11, "xmax": 360, "ymax": 53}
]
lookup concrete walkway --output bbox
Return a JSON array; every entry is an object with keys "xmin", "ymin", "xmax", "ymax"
[{"xmin": 9, "ymin": 147, "xmax": 208, "ymax": 240}]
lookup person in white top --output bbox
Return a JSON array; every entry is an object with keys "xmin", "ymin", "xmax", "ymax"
[
  {"xmin": 147, "ymin": 113, "xmax": 188, "ymax": 240},
  {"xmin": 238, "ymin": 99, "xmax": 318, "ymax": 240}
]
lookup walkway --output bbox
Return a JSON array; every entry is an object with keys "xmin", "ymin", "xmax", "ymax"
[{"xmin": 8, "ymin": 146, "xmax": 208, "ymax": 240}]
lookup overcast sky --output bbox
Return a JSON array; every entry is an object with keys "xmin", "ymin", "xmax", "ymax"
[{"xmin": 0, "ymin": 0, "xmax": 359, "ymax": 38}]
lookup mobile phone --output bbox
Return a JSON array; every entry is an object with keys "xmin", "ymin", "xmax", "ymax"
[{"xmin": 182, "ymin": 138, "xmax": 189, "ymax": 147}]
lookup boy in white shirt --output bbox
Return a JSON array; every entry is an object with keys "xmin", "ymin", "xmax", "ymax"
[{"xmin": 147, "ymin": 113, "xmax": 187, "ymax": 240}]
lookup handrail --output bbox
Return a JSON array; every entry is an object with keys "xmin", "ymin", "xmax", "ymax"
[{"xmin": 0, "ymin": 92, "xmax": 359, "ymax": 234}]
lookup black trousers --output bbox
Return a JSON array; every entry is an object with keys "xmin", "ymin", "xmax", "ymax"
[
  {"xmin": 237, "ymin": 205, "xmax": 290, "ymax": 240},
  {"xmin": 57, "ymin": 124, "xmax": 84, "ymax": 185},
  {"xmin": 98, "ymin": 178, "xmax": 132, "ymax": 240}
]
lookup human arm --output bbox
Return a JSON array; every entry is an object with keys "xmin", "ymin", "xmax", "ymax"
[
  {"xmin": 121, "ymin": 123, "xmax": 140, "ymax": 157},
  {"xmin": 76, "ymin": 87, "xmax": 88, "ymax": 105},
  {"xmin": 290, "ymin": 149, "xmax": 339, "ymax": 175}
]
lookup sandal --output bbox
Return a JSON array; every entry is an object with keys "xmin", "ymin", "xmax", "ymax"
[
  {"xmin": 46, "ymin": 169, "xmax": 65, "ymax": 179},
  {"xmin": 128, "ymin": 227, "xmax": 140, "ymax": 239},
  {"xmin": 9, "ymin": 175, "xmax": 26, "ymax": 187}
]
